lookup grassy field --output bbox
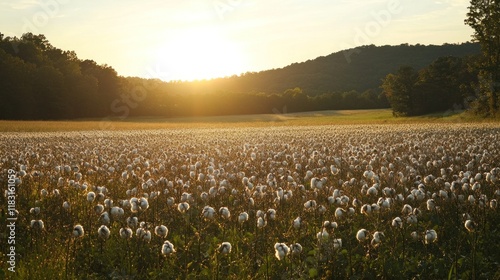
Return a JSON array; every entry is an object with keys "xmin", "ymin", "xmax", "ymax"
[{"xmin": 0, "ymin": 109, "xmax": 494, "ymax": 132}]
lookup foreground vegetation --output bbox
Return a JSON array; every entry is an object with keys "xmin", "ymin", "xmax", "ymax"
[{"xmin": 1, "ymin": 122, "xmax": 499, "ymax": 279}]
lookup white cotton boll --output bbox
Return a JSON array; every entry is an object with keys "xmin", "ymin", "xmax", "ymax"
[
  {"xmin": 439, "ymin": 190, "xmax": 448, "ymax": 199},
  {"xmin": 177, "ymin": 202, "xmax": 190, "ymax": 213},
  {"xmin": 474, "ymin": 173, "xmax": 482, "ymax": 181},
  {"xmin": 293, "ymin": 217, "xmax": 301, "ymax": 229},
  {"xmin": 371, "ymin": 231, "xmax": 384, "ymax": 247},
  {"xmin": 72, "ymin": 224, "xmax": 84, "ymax": 238},
  {"xmin": 256, "ymin": 210, "xmax": 265, "ymax": 218},
  {"xmin": 63, "ymin": 201, "xmax": 70, "ymax": 210},
  {"xmin": 406, "ymin": 193, "xmax": 415, "ymax": 202},
  {"xmin": 330, "ymin": 165, "xmax": 339, "ymax": 175},
  {"xmin": 379, "ymin": 198, "xmax": 390, "ymax": 209},
  {"xmin": 247, "ymin": 197, "xmax": 255, "ymax": 206},
  {"xmin": 136, "ymin": 228, "xmax": 152, "ymax": 242},
  {"xmin": 348, "ymin": 207, "xmax": 355, "ymax": 216},
  {"xmin": 323, "ymin": 220, "xmax": 331, "ymax": 228},
  {"xmin": 305, "ymin": 170, "xmax": 313, "ymax": 180},
  {"xmin": 406, "ymin": 214, "xmax": 418, "ymax": 224},
  {"xmin": 352, "ymin": 198, "xmax": 362, "ymax": 208},
  {"xmin": 304, "ymin": 200, "xmax": 317, "ymax": 210},
  {"xmin": 402, "ymin": 204, "xmax": 412, "ymax": 215},
  {"xmin": 257, "ymin": 217, "xmax": 267, "ymax": 228},
  {"xmin": 95, "ymin": 191, "xmax": 106, "ymax": 202},
  {"xmin": 274, "ymin": 243, "xmax": 290, "ymax": 260},
  {"xmin": 333, "ymin": 238, "xmax": 342, "ymax": 250},
  {"xmin": 363, "ymin": 170, "xmax": 374, "ymax": 180},
  {"xmin": 328, "ymin": 196, "xmax": 335, "ymax": 205},
  {"xmin": 490, "ymin": 199, "xmax": 497, "ymax": 209},
  {"xmin": 104, "ymin": 199, "xmax": 113, "ymax": 209},
  {"xmin": 381, "ymin": 166, "xmax": 388, "ymax": 174},
  {"xmin": 166, "ymin": 197, "xmax": 175, "ymax": 207},
  {"xmin": 100, "ymin": 212, "xmax": 110, "ymax": 225},
  {"xmin": 87, "ymin": 192, "xmax": 96, "ymax": 203},
  {"xmin": 392, "ymin": 217, "xmax": 403, "ymax": 228},
  {"xmin": 31, "ymin": 220, "xmax": 45, "ymax": 231},
  {"xmin": 136, "ymin": 197, "xmax": 148, "ymax": 210},
  {"xmin": 356, "ymin": 229, "xmax": 369, "ymax": 242},
  {"xmin": 310, "ymin": 177, "xmax": 319, "ymax": 189},
  {"xmin": 361, "ymin": 204, "xmax": 372, "ymax": 215},
  {"xmin": 238, "ymin": 212, "xmax": 249, "ymax": 224},
  {"xmin": 181, "ymin": 192, "xmax": 193, "ymax": 203},
  {"xmin": 203, "ymin": 206, "xmax": 216, "ymax": 220},
  {"xmin": 30, "ymin": 207, "xmax": 41, "ymax": 215},
  {"xmin": 219, "ymin": 207, "xmax": 231, "ymax": 219},
  {"xmin": 426, "ymin": 199, "xmax": 436, "ymax": 211},
  {"xmin": 161, "ymin": 241, "xmax": 176, "ymax": 255},
  {"xmin": 218, "ymin": 242, "xmax": 232, "ymax": 255},
  {"xmin": 382, "ymin": 187, "xmax": 394, "ymax": 196},
  {"xmin": 415, "ymin": 190, "xmax": 425, "ymax": 201},
  {"xmin": 120, "ymin": 227, "xmax": 133, "ymax": 239},
  {"xmin": 290, "ymin": 243, "xmax": 302, "ymax": 256},
  {"xmin": 200, "ymin": 192, "xmax": 209, "ymax": 201},
  {"xmin": 98, "ymin": 225, "xmax": 110, "ymax": 240},
  {"xmin": 424, "ymin": 229, "xmax": 438, "ymax": 244},
  {"xmin": 367, "ymin": 186, "xmax": 378, "ymax": 196},
  {"xmin": 155, "ymin": 225, "xmax": 168, "ymax": 238},
  {"xmin": 110, "ymin": 206, "xmax": 124, "ymax": 219},
  {"xmin": 464, "ymin": 220, "xmax": 475, "ymax": 232},
  {"xmin": 340, "ymin": 195, "xmax": 350, "ymax": 206},
  {"xmin": 316, "ymin": 228, "xmax": 330, "ymax": 242},
  {"xmin": 267, "ymin": 209, "xmax": 276, "ymax": 220},
  {"xmin": 94, "ymin": 204, "xmax": 104, "ymax": 215},
  {"xmin": 335, "ymin": 208, "xmax": 345, "ymax": 219},
  {"xmin": 127, "ymin": 217, "xmax": 138, "ymax": 228},
  {"xmin": 209, "ymin": 187, "xmax": 217, "ymax": 197}
]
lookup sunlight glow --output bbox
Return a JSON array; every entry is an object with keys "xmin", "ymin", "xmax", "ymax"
[{"xmin": 156, "ymin": 28, "xmax": 248, "ymax": 81}]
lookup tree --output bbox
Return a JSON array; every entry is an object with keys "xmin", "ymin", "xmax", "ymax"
[
  {"xmin": 465, "ymin": 0, "xmax": 500, "ymax": 116},
  {"xmin": 381, "ymin": 66, "xmax": 419, "ymax": 116},
  {"xmin": 418, "ymin": 56, "xmax": 478, "ymax": 113}
]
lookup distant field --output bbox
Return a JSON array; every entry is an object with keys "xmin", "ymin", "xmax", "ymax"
[{"xmin": 0, "ymin": 109, "xmax": 494, "ymax": 132}]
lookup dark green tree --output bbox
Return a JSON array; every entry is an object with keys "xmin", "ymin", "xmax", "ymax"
[
  {"xmin": 418, "ymin": 56, "xmax": 478, "ymax": 113},
  {"xmin": 465, "ymin": 0, "xmax": 500, "ymax": 116},
  {"xmin": 381, "ymin": 66, "xmax": 419, "ymax": 116}
]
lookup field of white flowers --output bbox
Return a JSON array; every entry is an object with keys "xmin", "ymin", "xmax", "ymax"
[{"xmin": 1, "ymin": 123, "xmax": 499, "ymax": 279}]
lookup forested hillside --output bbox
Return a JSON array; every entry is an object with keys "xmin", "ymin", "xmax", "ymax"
[
  {"xmin": 183, "ymin": 43, "xmax": 480, "ymax": 95},
  {"xmin": 0, "ymin": 32, "xmax": 481, "ymax": 120}
]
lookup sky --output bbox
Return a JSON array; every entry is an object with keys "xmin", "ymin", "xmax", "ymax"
[{"xmin": 0, "ymin": 0, "xmax": 474, "ymax": 81}]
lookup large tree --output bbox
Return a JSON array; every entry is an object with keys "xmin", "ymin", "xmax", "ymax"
[
  {"xmin": 381, "ymin": 66, "xmax": 419, "ymax": 116},
  {"xmin": 465, "ymin": 0, "xmax": 500, "ymax": 116}
]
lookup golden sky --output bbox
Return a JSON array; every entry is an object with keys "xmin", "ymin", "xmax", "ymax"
[{"xmin": 0, "ymin": 0, "xmax": 473, "ymax": 81}]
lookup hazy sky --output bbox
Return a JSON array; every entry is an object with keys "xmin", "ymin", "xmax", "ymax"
[{"xmin": 0, "ymin": 0, "xmax": 473, "ymax": 81}]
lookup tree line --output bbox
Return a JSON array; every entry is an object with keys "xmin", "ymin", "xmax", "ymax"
[
  {"xmin": 0, "ymin": 29, "xmax": 491, "ymax": 120},
  {"xmin": 381, "ymin": 0, "xmax": 499, "ymax": 117},
  {"xmin": 381, "ymin": 56, "xmax": 479, "ymax": 116},
  {"xmin": 0, "ymin": 33, "xmax": 120, "ymax": 119}
]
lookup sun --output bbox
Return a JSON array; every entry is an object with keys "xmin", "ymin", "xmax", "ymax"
[{"xmin": 155, "ymin": 28, "xmax": 247, "ymax": 81}]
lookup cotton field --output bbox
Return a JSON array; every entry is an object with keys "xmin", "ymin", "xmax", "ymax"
[{"xmin": 1, "ymin": 123, "xmax": 499, "ymax": 279}]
